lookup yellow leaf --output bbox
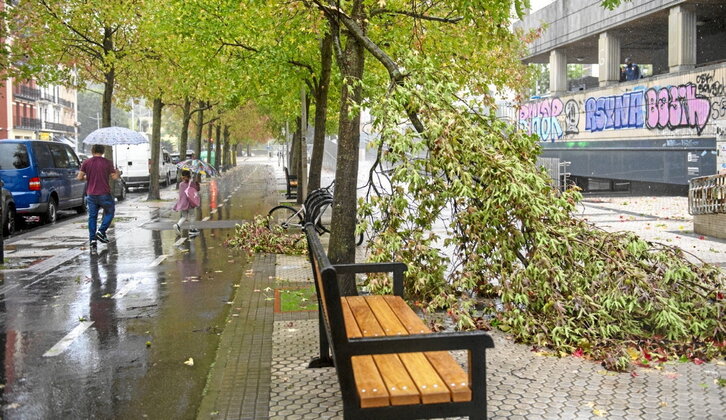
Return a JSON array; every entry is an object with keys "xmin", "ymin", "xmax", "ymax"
[
  {"xmin": 184, "ymin": 358, "xmax": 194, "ymax": 366},
  {"xmin": 593, "ymin": 408, "xmax": 607, "ymax": 417}
]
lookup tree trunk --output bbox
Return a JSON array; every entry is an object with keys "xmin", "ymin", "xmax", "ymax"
[
  {"xmin": 328, "ymin": 1, "xmax": 366, "ymax": 294},
  {"xmin": 179, "ymin": 97, "xmax": 191, "ymax": 158},
  {"xmin": 223, "ymin": 125, "xmax": 230, "ymax": 170},
  {"xmin": 290, "ymin": 121, "xmax": 300, "ymax": 178},
  {"xmin": 206, "ymin": 122, "xmax": 214, "ymax": 164},
  {"xmin": 147, "ymin": 97, "xmax": 163, "ymax": 200},
  {"xmin": 308, "ymin": 32, "xmax": 333, "ymax": 191},
  {"xmin": 194, "ymin": 100, "xmax": 204, "ymax": 157},
  {"xmin": 214, "ymin": 123, "xmax": 222, "ymax": 170},
  {"xmin": 101, "ymin": 68, "xmax": 115, "ymax": 162}
]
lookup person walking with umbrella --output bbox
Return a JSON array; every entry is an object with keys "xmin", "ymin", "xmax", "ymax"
[{"xmin": 77, "ymin": 144, "xmax": 122, "ymax": 250}]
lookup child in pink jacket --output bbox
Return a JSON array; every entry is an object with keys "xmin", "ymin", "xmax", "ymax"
[{"xmin": 173, "ymin": 169, "xmax": 201, "ymax": 237}]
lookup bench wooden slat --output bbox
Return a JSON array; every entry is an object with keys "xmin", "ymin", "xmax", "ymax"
[
  {"xmin": 346, "ymin": 297, "xmax": 420, "ymax": 406},
  {"xmin": 342, "ymin": 300, "xmax": 391, "ymax": 407},
  {"xmin": 383, "ymin": 296, "xmax": 472, "ymax": 402},
  {"xmin": 341, "ymin": 298, "xmax": 361, "ymax": 338},
  {"xmin": 351, "ymin": 356, "xmax": 391, "ymax": 408},
  {"xmin": 365, "ymin": 296, "xmax": 451, "ymax": 403}
]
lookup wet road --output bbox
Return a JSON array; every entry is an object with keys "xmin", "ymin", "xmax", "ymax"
[{"xmin": 0, "ymin": 163, "xmax": 280, "ymax": 419}]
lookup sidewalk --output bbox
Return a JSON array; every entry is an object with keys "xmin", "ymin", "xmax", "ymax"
[{"xmin": 199, "ymin": 161, "xmax": 725, "ymax": 420}]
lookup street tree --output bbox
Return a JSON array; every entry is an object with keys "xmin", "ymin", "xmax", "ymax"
[{"xmin": 11, "ymin": 0, "xmax": 144, "ymax": 162}]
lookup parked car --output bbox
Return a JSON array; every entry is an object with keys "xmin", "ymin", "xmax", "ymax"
[
  {"xmin": 0, "ymin": 139, "xmax": 88, "ymax": 224},
  {"xmin": 170, "ymin": 149, "xmax": 193, "ymax": 164},
  {"xmin": 1, "ymin": 182, "xmax": 16, "ymax": 236},
  {"xmin": 115, "ymin": 144, "xmax": 177, "ymax": 189}
]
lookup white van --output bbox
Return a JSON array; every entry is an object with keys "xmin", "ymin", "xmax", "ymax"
[{"xmin": 114, "ymin": 143, "xmax": 178, "ymax": 190}]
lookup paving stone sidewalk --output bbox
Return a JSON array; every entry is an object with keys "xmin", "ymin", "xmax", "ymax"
[{"xmin": 200, "ymin": 163, "xmax": 726, "ymax": 420}]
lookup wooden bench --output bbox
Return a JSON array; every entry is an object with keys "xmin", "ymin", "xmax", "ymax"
[
  {"xmin": 284, "ymin": 166, "xmax": 298, "ymax": 199},
  {"xmin": 304, "ymin": 224, "xmax": 494, "ymax": 419}
]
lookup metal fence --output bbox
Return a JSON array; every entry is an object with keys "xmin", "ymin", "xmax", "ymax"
[{"xmin": 688, "ymin": 173, "xmax": 726, "ymax": 215}]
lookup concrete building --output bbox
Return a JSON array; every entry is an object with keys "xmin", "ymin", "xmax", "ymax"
[{"xmin": 515, "ymin": 0, "xmax": 726, "ymax": 194}]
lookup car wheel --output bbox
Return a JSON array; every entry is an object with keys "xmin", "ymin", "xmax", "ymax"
[
  {"xmin": 44, "ymin": 198, "xmax": 58, "ymax": 224},
  {"xmin": 117, "ymin": 184, "xmax": 127, "ymax": 201},
  {"xmin": 75, "ymin": 195, "xmax": 88, "ymax": 214},
  {"xmin": 4, "ymin": 205, "xmax": 16, "ymax": 236}
]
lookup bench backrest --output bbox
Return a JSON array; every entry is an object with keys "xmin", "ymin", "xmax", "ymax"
[{"xmin": 304, "ymin": 224, "xmax": 348, "ymax": 352}]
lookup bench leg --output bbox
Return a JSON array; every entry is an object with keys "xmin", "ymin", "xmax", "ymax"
[
  {"xmin": 307, "ymin": 356, "xmax": 334, "ymax": 368},
  {"xmin": 308, "ymin": 306, "xmax": 334, "ymax": 368}
]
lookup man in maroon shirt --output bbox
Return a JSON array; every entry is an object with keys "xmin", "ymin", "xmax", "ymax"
[{"xmin": 77, "ymin": 144, "xmax": 121, "ymax": 250}]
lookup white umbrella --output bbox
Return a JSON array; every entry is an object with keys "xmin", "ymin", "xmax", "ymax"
[{"xmin": 83, "ymin": 126, "xmax": 148, "ymax": 146}]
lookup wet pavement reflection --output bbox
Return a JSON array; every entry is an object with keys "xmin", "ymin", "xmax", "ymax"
[{"xmin": 0, "ymin": 163, "xmax": 281, "ymax": 419}]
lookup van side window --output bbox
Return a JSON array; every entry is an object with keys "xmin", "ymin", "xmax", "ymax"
[
  {"xmin": 64, "ymin": 146, "xmax": 80, "ymax": 169},
  {"xmin": 31, "ymin": 143, "xmax": 55, "ymax": 170},
  {"xmin": 48, "ymin": 143, "xmax": 71, "ymax": 169},
  {"xmin": 0, "ymin": 143, "xmax": 30, "ymax": 170}
]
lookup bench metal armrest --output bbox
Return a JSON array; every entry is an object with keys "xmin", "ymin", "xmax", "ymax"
[
  {"xmin": 346, "ymin": 330, "xmax": 494, "ymax": 355},
  {"xmin": 333, "ymin": 262, "xmax": 407, "ymax": 296}
]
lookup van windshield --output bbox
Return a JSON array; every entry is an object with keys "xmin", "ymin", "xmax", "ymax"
[{"xmin": 0, "ymin": 143, "xmax": 30, "ymax": 170}]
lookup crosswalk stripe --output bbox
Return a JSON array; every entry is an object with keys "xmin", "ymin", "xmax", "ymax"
[
  {"xmin": 43, "ymin": 321, "xmax": 95, "ymax": 357},
  {"xmin": 113, "ymin": 278, "xmax": 143, "ymax": 299}
]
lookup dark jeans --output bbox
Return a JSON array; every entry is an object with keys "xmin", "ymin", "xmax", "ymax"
[{"xmin": 87, "ymin": 194, "xmax": 115, "ymax": 242}]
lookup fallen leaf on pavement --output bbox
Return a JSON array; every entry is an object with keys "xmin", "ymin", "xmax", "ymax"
[{"xmin": 184, "ymin": 358, "xmax": 194, "ymax": 366}]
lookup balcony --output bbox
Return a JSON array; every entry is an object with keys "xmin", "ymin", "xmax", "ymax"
[
  {"xmin": 13, "ymin": 85, "xmax": 40, "ymax": 101},
  {"xmin": 14, "ymin": 117, "xmax": 42, "ymax": 130},
  {"xmin": 39, "ymin": 92, "xmax": 57, "ymax": 103},
  {"xmin": 58, "ymin": 98, "xmax": 74, "ymax": 109},
  {"xmin": 44, "ymin": 121, "xmax": 75, "ymax": 133}
]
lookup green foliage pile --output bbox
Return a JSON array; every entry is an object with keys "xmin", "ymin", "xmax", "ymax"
[
  {"xmin": 225, "ymin": 216, "xmax": 307, "ymax": 256},
  {"xmin": 361, "ymin": 56, "xmax": 725, "ymax": 370}
]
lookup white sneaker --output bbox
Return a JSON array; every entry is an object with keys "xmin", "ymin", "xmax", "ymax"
[
  {"xmin": 174, "ymin": 223, "xmax": 181, "ymax": 235},
  {"xmin": 188, "ymin": 228, "xmax": 200, "ymax": 237}
]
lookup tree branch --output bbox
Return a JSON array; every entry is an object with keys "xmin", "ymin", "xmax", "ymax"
[{"xmin": 370, "ymin": 8, "xmax": 463, "ymax": 23}]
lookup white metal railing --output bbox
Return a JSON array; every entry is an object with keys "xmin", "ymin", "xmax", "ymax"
[{"xmin": 688, "ymin": 173, "xmax": 726, "ymax": 215}]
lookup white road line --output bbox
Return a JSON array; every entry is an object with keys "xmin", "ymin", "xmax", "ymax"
[
  {"xmin": 202, "ymin": 216, "xmax": 211, "ymax": 221},
  {"xmin": 113, "ymin": 279, "xmax": 143, "ymax": 299},
  {"xmin": 43, "ymin": 321, "xmax": 95, "ymax": 357},
  {"xmin": 174, "ymin": 237, "xmax": 187, "ymax": 246},
  {"xmin": 148, "ymin": 255, "xmax": 168, "ymax": 267},
  {"xmin": 0, "ymin": 284, "xmax": 19, "ymax": 295}
]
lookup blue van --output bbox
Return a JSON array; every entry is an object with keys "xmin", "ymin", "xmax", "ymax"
[{"xmin": 0, "ymin": 139, "xmax": 87, "ymax": 224}]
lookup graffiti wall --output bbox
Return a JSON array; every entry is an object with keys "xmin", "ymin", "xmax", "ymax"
[{"xmin": 518, "ymin": 64, "xmax": 726, "ymax": 142}]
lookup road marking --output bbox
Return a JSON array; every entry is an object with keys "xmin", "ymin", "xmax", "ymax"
[
  {"xmin": 174, "ymin": 237, "xmax": 187, "ymax": 246},
  {"xmin": 43, "ymin": 321, "xmax": 95, "ymax": 357},
  {"xmin": 0, "ymin": 284, "xmax": 19, "ymax": 295},
  {"xmin": 113, "ymin": 278, "xmax": 143, "ymax": 299},
  {"xmin": 210, "ymin": 209, "xmax": 217, "ymax": 214},
  {"xmin": 148, "ymin": 254, "xmax": 168, "ymax": 267},
  {"xmin": 202, "ymin": 216, "xmax": 210, "ymax": 221}
]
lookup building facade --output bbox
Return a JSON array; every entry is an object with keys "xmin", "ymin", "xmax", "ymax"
[
  {"xmin": 515, "ymin": 0, "xmax": 726, "ymax": 195},
  {"xmin": 0, "ymin": 1, "xmax": 78, "ymax": 148},
  {"xmin": 0, "ymin": 79, "xmax": 78, "ymax": 146}
]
